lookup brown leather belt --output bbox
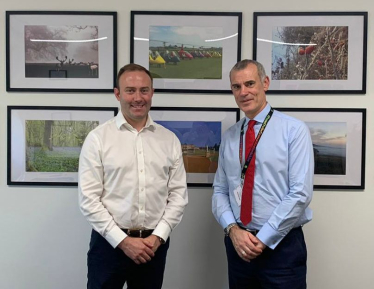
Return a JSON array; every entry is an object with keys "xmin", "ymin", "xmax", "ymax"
[{"xmin": 123, "ymin": 229, "xmax": 154, "ymax": 238}]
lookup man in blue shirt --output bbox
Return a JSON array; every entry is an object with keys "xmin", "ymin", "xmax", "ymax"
[{"xmin": 212, "ymin": 59, "xmax": 314, "ymax": 289}]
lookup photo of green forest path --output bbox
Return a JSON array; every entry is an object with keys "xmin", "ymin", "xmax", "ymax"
[
  {"xmin": 26, "ymin": 120, "xmax": 98, "ymax": 172},
  {"xmin": 272, "ymin": 26, "xmax": 348, "ymax": 80}
]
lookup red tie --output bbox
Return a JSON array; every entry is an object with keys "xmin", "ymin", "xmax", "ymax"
[{"xmin": 240, "ymin": 120, "xmax": 256, "ymax": 226}]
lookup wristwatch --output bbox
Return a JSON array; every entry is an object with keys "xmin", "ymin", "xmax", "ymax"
[{"xmin": 224, "ymin": 223, "xmax": 238, "ymax": 237}]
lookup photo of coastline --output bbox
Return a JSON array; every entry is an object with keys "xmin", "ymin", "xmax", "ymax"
[
  {"xmin": 306, "ymin": 121, "xmax": 347, "ymax": 175},
  {"xmin": 155, "ymin": 120, "xmax": 221, "ymax": 173}
]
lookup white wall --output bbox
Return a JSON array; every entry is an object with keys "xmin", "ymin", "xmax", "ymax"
[{"xmin": 1, "ymin": 0, "xmax": 373, "ymax": 288}]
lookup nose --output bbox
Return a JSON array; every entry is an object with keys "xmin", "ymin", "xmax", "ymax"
[
  {"xmin": 239, "ymin": 85, "xmax": 248, "ymax": 96},
  {"xmin": 133, "ymin": 90, "xmax": 142, "ymax": 101}
]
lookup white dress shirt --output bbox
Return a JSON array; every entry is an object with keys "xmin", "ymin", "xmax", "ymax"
[{"xmin": 79, "ymin": 112, "xmax": 188, "ymax": 248}]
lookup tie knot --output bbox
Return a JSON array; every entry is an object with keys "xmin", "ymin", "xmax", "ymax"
[{"xmin": 248, "ymin": 120, "xmax": 256, "ymax": 129}]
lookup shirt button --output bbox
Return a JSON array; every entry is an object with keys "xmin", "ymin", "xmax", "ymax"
[
  {"xmin": 140, "ymin": 169, "xmax": 143, "ymax": 173},
  {"xmin": 141, "ymin": 188, "xmax": 144, "ymax": 191},
  {"xmin": 139, "ymin": 151, "xmax": 142, "ymax": 154}
]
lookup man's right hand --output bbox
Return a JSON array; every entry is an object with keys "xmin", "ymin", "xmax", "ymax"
[
  {"xmin": 117, "ymin": 237, "xmax": 155, "ymax": 264},
  {"xmin": 229, "ymin": 226, "xmax": 263, "ymax": 262}
]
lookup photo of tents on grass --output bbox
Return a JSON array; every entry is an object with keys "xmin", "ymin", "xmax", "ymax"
[{"xmin": 148, "ymin": 25, "xmax": 223, "ymax": 79}]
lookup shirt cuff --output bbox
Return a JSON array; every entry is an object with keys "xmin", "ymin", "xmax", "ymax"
[
  {"xmin": 152, "ymin": 220, "xmax": 172, "ymax": 242},
  {"xmin": 256, "ymin": 222, "xmax": 284, "ymax": 249},
  {"xmin": 105, "ymin": 226, "xmax": 127, "ymax": 248},
  {"xmin": 219, "ymin": 210, "xmax": 237, "ymax": 230}
]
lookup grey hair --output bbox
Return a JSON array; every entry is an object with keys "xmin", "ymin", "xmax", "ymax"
[{"xmin": 229, "ymin": 59, "xmax": 267, "ymax": 83}]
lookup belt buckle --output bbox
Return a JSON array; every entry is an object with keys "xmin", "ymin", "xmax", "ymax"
[
  {"xmin": 245, "ymin": 228, "xmax": 257, "ymax": 235},
  {"xmin": 139, "ymin": 229, "xmax": 142, "ymax": 238}
]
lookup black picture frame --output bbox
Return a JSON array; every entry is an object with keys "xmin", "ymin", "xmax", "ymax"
[
  {"xmin": 149, "ymin": 107, "xmax": 240, "ymax": 186},
  {"xmin": 253, "ymin": 12, "xmax": 368, "ymax": 94},
  {"xmin": 6, "ymin": 11, "xmax": 117, "ymax": 92},
  {"xmin": 276, "ymin": 108, "xmax": 366, "ymax": 190},
  {"xmin": 131, "ymin": 11, "xmax": 242, "ymax": 94},
  {"xmin": 7, "ymin": 106, "xmax": 118, "ymax": 186}
]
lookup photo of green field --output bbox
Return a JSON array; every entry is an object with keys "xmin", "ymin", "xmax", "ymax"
[
  {"xmin": 150, "ymin": 58, "xmax": 222, "ymax": 79},
  {"xmin": 25, "ymin": 120, "xmax": 98, "ymax": 172},
  {"xmin": 149, "ymin": 25, "xmax": 223, "ymax": 79}
]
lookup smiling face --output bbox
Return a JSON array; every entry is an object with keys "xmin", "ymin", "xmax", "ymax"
[
  {"xmin": 230, "ymin": 63, "xmax": 270, "ymax": 119},
  {"xmin": 114, "ymin": 70, "xmax": 154, "ymax": 130}
]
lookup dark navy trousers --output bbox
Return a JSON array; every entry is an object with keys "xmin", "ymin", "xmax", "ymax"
[
  {"xmin": 87, "ymin": 229, "xmax": 169, "ymax": 289},
  {"xmin": 225, "ymin": 227, "xmax": 307, "ymax": 289}
]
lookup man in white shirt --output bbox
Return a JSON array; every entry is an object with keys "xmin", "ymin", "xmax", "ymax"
[{"xmin": 79, "ymin": 63, "xmax": 188, "ymax": 289}]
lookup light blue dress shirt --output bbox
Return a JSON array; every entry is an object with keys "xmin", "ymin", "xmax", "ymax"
[{"xmin": 212, "ymin": 103, "xmax": 314, "ymax": 249}]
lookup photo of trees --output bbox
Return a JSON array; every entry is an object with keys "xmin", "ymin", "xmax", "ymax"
[
  {"xmin": 25, "ymin": 25, "xmax": 99, "ymax": 78},
  {"xmin": 271, "ymin": 26, "xmax": 348, "ymax": 81},
  {"xmin": 25, "ymin": 120, "xmax": 98, "ymax": 172}
]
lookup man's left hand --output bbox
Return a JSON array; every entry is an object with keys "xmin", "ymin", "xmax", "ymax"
[
  {"xmin": 146, "ymin": 235, "xmax": 162, "ymax": 252},
  {"xmin": 255, "ymin": 238, "xmax": 267, "ymax": 250}
]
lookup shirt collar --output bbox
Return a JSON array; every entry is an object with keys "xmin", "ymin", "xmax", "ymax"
[
  {"xmin": 245, "ymin": 102, "xmax": 271, "ymax": 125},
  {"xmin": 115, "ymin": 111, "xmax": 156, "ymax": 130}
]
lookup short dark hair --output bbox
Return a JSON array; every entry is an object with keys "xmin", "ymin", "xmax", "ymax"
[
  {"xmin": 229, "ymin": 59, "xmax": 267, "ymax": 83},
  {"xmin": 116, "ymin": 63, "xmax": 153, "ymax": 89}
]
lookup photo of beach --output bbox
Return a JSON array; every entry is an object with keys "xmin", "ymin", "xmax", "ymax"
[{"xmin": 306, "ymin": 121, "xmax": 347, "ymax": 175}]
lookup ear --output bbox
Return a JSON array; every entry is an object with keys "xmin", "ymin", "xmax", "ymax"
[
  {"xmin": 114, "ymin": 87, "xmax": 120, "ymax": 101},
  {"xmin": 263, "ymin": 76, "xmax": 270, "ymax": 92}
]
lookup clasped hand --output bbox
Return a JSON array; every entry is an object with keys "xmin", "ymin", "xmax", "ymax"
[
  {"xmin": 230, "ymin": 226, "xmax": 266, "ymax": 262},
  {"xmin": 118, "ymin": 235, "xmax": 161, "ymax": 264}
]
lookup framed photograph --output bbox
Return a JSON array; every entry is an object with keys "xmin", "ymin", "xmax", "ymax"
[
  {"xmin": 7, "ymin": 106, "xmax": 118, "ymax": 186},
  {"xmin": 276, "ymin": 108, "xmax": 366, "ymax": 189},
  {"xmin": 150, "ymin": 107, "xmax": 240, "ymax": 186},
  {"xmin": 131, "ymin": 11, "xmax": 242, "ymax": 93},
  {"xmin": 6, "ymin": 11, "xmax": 117, "ymax": 92},
  {"xmin": 253, "ymin": 12, "xmax": 367, "ymax": 94}
]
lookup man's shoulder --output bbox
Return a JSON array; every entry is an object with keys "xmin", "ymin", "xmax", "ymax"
[
  {"xmin": 228, "ymin": 118, "xmax": 244, "ymax": 132},
  {"xmin": 271, "ymin": 110, "xmax": 311, "ymax": 142},
  {"xmin": 222, "ymin": 118, "xmax": 243, "ymax": 140},
  {"xmin": 87, "ymin": 117, "xmax": 117, "ymax": 137},
  {"xmin": 272, "ymin": 110, "xmax": 307, "ymax": 128},
  {"xmin": 152, "ymin": 122, "xmax": 179, "ymax": 141}
]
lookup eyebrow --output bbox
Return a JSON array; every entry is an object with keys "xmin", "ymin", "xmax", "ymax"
[{"xmin": 124, "ymin": 86, "xmax": 150, "ymax": 89}]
